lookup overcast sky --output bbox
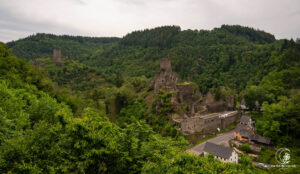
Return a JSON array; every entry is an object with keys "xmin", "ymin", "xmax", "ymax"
[{"xmin": 1, "ymin": 0, "xmax": 300, "ymax": 42}]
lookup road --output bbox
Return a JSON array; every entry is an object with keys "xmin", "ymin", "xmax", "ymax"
[
  {"xmin": 187, "ymin": 130, "xmax": 234, "ymax": 155},
  {"xmin": 252, "ymin": 161, "xmax": 273, "ymax": 168}
]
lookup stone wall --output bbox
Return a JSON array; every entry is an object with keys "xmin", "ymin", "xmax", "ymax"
[
  {"xmin": 221, "ymin": 113, "xmax": 239, "ymax": 128},
  {"xmin": 180, "ymin": 117, "xmax": 204, "ymax": 133},
  {"xmin": 53, "ymin": 48, "xmax": 63, "ymax": 63},
  {"xmin": 203, "ymin": 116, "xmax": 222, "ymax": 132},
  {"xmin": 179, "ymin": 111, "xmax": 240, "ymax": 134},
  {"xmin": 153, "ymin": 71, "xmax": 179, "ymax": 93},
  {"xmin": 180, "ymin": 115, "xmax": 222, "ymax": 134},
  {"xmin": 160, "ymin": 58, "xmax": 172, "ymax": 72}
]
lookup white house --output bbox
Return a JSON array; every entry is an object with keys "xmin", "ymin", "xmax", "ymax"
[{"xmin": 203, "ymin": 142, "xmax": 238, "ymax": 163}]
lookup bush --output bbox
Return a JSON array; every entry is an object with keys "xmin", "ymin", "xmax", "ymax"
[{"xmin": 240, "ymin": 143, "xmax": 251, "ymax": 153}]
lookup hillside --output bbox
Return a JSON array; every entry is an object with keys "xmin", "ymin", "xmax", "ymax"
[
  {"xmin": 3, "ymin": 25, "xmax": 300, "ymax": 173},
  {"xmin": 86, "ymin": 25, "xmax": 280, "ymax": 93},
  {"xmin": 6, "ymin": 33, "xmax": 119, "ymax": 61},
  {"xmin": 7, "ymin": 25, "xmax": 281, "ymax": 93},
  {"xmin": 0, "ymin": 41, "xmax": 276, "ymax": 174}
]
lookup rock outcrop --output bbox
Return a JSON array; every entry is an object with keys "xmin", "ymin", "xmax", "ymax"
[
  {"xmin": 151, "ymin": 58, "xmax": 180, "ymax": 93},
  {"xmin": 149, "ymin": 58, "xmax": 205, "ymax": 117},
  {"xmin": 150, "ymin": 58, "xmax": 239, "ymax": 139},
  {"xmin": 150, "ymin": 57, "xmax": 235, "ymax": 118}
]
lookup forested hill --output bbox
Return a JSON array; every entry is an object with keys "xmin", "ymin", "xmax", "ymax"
[
  {"xmin": 6, "ymin": 33, "xmax": 120, "ymax": 61},
  {"xmin": 84, "ymin": 25, "xmax": 286, "ymax": 93},
  {"xmin": 0, "ymin": 41, "xmax": 273, "ymax": 174},
  {"xmin": 1, "ymin": 25, "xmax": 300, "ymax": 173},
  {"xmin": 7, "ymin": 25, "xmax": 281, "ymax": 93}
]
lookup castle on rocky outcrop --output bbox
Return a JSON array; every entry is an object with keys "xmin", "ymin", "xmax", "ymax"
[
  {"xmin": 150, "ymin": 58, "xmax": 204, "ymax": 116},
  {"xmin": 152, "ymin": 58, "xmax": 179, "ymax": 93},
  {"xmin": 150, "ymin": 58, "xmax": 240, "ymax": 139},
  {"xmin": 150, "ymin": 58, "xmax": 235, "ymax": 117}
]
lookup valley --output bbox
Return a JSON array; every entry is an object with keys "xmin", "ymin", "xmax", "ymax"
[{"xmin": 0, "ymin": 25, "xmax": 299, "ymax": 173}]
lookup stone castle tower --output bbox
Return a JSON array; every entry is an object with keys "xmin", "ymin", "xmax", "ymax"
[
  {"xmin": 53, "ymin": 48, "xmax": 62, "ymax": 63},
  {"xmin": 151, "ymin": 58, "xmax": 179, "ymax": 93},
  {"xmin": 160, "ymin": 58, "xmax": 172, "ymax": 72}
]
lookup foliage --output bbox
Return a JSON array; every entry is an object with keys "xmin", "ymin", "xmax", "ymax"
[
  {"xmin": 147, "ymin": 90, "xmax": 180, "ymax": 137},
  {"xmin": 7, "ymin": 33, "xmax": 119, "ymax": 61},
  {"xmin": 240, "ymin": 143, "xmax": 251, "ymax": 153},
  {"xmin": 44, "ymin": 60, "xmax": 109, "ymax": 91},
  {"xmin": 255, "ymin": 94, "xmax": 300, "ymax": 146},
  {"xmin": 7, "ymin": 25, "xmax": 286, "ymax": 94},
  {"xmin": 258, "ymin": 148, "xmax": 277, "ymax": 164},
  {"xmin": 142, "ymin": 153, "xmax": 266, "ymax": 174},
  {"xmin": 2, "ymin": 23, "xmax": 300, "ymax": 173}
]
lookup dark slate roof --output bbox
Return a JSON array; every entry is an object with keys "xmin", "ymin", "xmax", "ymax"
[
  {"xmin": 250, "ymin": 134, "xmax": 271, "ymax": 145},
  {"xmin": 203, "ymin": 142, "xmax": 234, "ymax": 159},
  {"xmin": 235, "ymin": 124, "xmax": 248, "ymax": 132},
  {"xmin": 240, "ymin": 115, "xmax": 251, "ymax": 124},
  {"xmin": 235, "ymin": 124, "xmax": 254, "ymax": 138}
]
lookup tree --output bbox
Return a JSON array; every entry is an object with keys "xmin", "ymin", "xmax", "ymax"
[
  {"xmin": 240, "ymin": 143, "xmax": 251, "ymax": 153},
  {"xmin": 244, "ymin": 86, "xmax": 268, "ymax": 110}
]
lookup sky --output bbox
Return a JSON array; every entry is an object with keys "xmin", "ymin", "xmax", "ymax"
[{"xmin": 1, "ymin": 0, "xmax": 300, "ymax": 42}]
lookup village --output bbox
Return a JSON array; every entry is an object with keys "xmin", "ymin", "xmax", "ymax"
[
  {"xmin": 36, "ymin": 50, "xmax": 276, "ymax": 167},
  {"xmin": 187, "ymin": 115, "xmax": 271, "ymax": 167},
  {"xmin": 151, "ymin": 58, "xmax": 273, "ymax": 166}
]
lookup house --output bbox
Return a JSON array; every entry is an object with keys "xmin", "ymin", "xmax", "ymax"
[
  {"xmin": 234, "ymin": 124, "xmax": 254, "ymax": 142},
  {"xmin": 234, "ymin": 115, "xmax": 271, "ymax": 145},
  {"xmin": 239, "ymin": 115, "xmax": 254, "ymax": 129},
  {"xmin": 203, "ymin": 142, "xmax": 238, "ymax": 163}
]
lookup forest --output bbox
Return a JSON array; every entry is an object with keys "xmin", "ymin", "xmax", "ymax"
[{"xmin": 1, "ymin": 25, "xmax": 300, "ymax": 173}]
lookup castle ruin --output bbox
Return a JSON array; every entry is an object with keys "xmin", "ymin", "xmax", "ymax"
[
  {"xmin": 160, "ymin": 58, "xmax": 172, "ymax": 72},
  {"xmin": 53, "ymin": 48, "xmax": 63, "ymax": 63},
  {"xmin": 151, "ymin": 58, "xmax": 179, "ymax": 93},
  {"xmin": 150, "ymin": 57, "xmax": 239, "ymax": 140}
]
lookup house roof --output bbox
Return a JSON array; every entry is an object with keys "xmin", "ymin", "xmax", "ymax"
[
  {"xmin": 235, "ymin": 124, "xmax": 248, "ymax": 132},
  {"xmin": 240, "ymin": 115, "xmax": 251, "ymax": 124},
  {"xmin": 235, "ymin": 124, "xmax": 271, "ymax": 144},
  {"xmin": 203, "ymin": 142, "xmax": 234, "ymax": 159},
  {"xmin": 235, "ymin": 124, "xmax": 254, "ymax": 138},
  {"xmin": 250, "ymin": 134, "xmax": 271, "ymax": 145}
]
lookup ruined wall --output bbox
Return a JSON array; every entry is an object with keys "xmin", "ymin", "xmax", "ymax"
[
  {"xmin": 204, "ymin": 92, "xmax": 235, "ymax": 112},
  {"xmin": 180, "ymin": 111, "xmax": 240, "ymax": 135},
  {"xmin": 153, "ymin": 71, "xmax": 179, "ymax": 93},
  {"xmin": 180, "ymin": 117, "xmax": 205, "ymax": 134},
  {"xmin": 180, "ymin": 115, "xmax": 221, "ymax": 134},
  {"xmin": 203, "ymin": 116, "xmax": 222, "ymax": 132},
  {"xmin": 150, "ymin": 58, "xmax": 180, "ymax": 93},
  {"xmin": 176, "ymin": 84, "xmax": 195, "ymax": 103},
  {"xmin": 221, "ymin": 113, "xmax": 239, "ymax": 129},
  {"xmin": 176, "ymin": 83, "xmax": 199, "ymax": 114},
  {"xmin": 226, "ymin": 96, "xmax": 235, "ymax": 110}
]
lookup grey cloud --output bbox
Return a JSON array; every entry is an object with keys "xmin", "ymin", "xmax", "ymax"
[
  {"xmin": 0, "ymin": 5, "xmax": 86, "ymax": 42},
  {"xmin": 0, "ymin": 0, "xmax": 299, "ymax": 42}
]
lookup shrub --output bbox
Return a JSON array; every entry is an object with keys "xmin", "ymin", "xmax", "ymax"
[{"xmin": 240, "ymin": 143, "xmax": 251, "ymax": 153}]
